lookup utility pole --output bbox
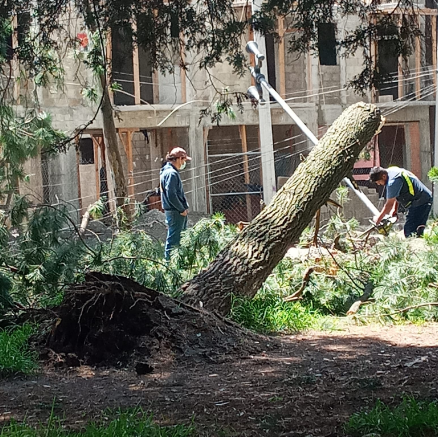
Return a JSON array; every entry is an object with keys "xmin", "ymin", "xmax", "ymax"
[
  {"xmin": 246, "ymin": 41, "xmax": 380, "ymax": 217},
  {"xmin": 434, "ymin": 5, "xmax": 438, "ymax": 217},
  {"xmin": 250, "ymin": 0, "xmax": 276, "ymax": 206}
]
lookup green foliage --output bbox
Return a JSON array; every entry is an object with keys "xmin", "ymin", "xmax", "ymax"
[
  {"xmin": 346, "ymin": 397, "xmax": 438, "ymax": 437},
  {"xmin": 0, "ymin": 273, "xmax": 13, "ymax": 311},
  {"xmin": 231, "ymin": 292, "xmax": 322, "ymax": 334},
  {"xmin": 88, "ymin": 198, "xmax": 106, "ymax": 219},
  {"xmin": 0, "ymin": 107, "xmax": 67, "ymax": 199},
  {"xmin": 97, "ymin": 229, "xmax": 177, "ymax": 293},
  {"xmin": 172, "ymin": 213, "xmax": 236, "ymax": 277},
  {"xmin": 4, "ymin": 0, "xmax": 422, "ymax": 106},
  {"xmin": 0, "ymin": 324, "xmax": 37, "ymax": 375},
  {"xmin": 82, "ymin": 86, "xmax": 99, "ymax": 103},
  {"xmin": 0, "ymin": 409, "xmax": 194, "ymax": 436},
  {"xmin": 97, "ymin": 214, "xmax": 235, "ymax": 296},
  {"xmin": 1, "ymin": 203, "xmax": 94, "ymax": 308},
  {"xmin": 428, "ymin": 166, "xmax": 438, "ymax": 184},
  {"xmin": 359, "ymin": 237, "xmax": 438, "ymax": 322},
  {"xmin": 230, "ymin": 259, "xmax": 331, "ymax": 333}
]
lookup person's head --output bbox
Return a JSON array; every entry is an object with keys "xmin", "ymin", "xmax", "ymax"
[
  {"xmin": 166, "ymin": 147, "xmax": 192, "ymax": 170},
  {"xmin": 369, "ymin": 166, "xmax": 388, "ymax": 186}
]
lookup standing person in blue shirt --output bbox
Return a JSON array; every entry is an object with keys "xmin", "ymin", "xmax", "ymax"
[
  {"xmin": 160, "ymin": 147, "xmax": 191, "ymax": 259},
  {"xmin": 369, "ymin": 166, "xmax": 432, "ymax": 237}
]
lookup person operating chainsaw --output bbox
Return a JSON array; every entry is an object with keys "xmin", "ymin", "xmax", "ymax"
[{"xmin": 369, "ymin": 166, "xmax": 432, "ymax": 238}]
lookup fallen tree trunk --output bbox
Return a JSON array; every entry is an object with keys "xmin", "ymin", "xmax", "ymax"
[{"xmin": 182, "ymin": 102, "xmax": 383, "ymax": 315}]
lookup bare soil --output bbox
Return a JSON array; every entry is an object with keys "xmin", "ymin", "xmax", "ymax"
[{"xmin": 1, "ymin": 273, "xmax": 437, "ymax": 436}]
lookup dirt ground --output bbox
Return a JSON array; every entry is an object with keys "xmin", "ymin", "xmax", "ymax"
[{"xmin": 1, "ymin": 275, "xmax": 437, "ymax": 436}]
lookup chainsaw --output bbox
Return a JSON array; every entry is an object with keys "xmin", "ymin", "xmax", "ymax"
[{"xmin": 369, "ymin": 215, "xmax": 397, "ymax": 236}]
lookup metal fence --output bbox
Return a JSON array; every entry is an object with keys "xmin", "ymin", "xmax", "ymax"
[{"xmin": 207, "ymin": 151, "xmax": 263, "ymax": 223}]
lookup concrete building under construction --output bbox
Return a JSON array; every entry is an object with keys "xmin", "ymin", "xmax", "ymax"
[{"xmin": 14, "ymin": 1, "xmax": 438, "ymax": 224}]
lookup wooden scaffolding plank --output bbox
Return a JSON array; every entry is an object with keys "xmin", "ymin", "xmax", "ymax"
[
  {"xmin": 398, "ymin": 14, "xmax": 404, "ymax": 100},
  {"xmin": 433, "ymin": 15, "xmax": 437, "ymax": 93},
  {"xmin": 75, "ymin": 138, "xmax": 83, "ymax": 214},
  {"xmin": 106, "ymin": 31, "xmax": 114, "ymax": 105},
  {"xmin": 132, "ymin": 23, "xmax": 141, "ymax": 105},
  {"xmin": 415, "ymin": 35, "xmax": 421, "ymax": 100},
  {"xmin": 12, "ymin": 15, "xmax": 20, "ymax": 102},
  {"xmin": 239, "ymin": 125, "xmax": 253, "ymax": 222},
  {"xmin": 278, "ymin": 17, "xmax": 286, "ymax": 98},
  {"xmin": 118, "ymin": 129, "xmax": 136, "ymax": 203},
  {"xmin": 180, "ymin": 33, "xmax": 187, "ymax": 103},
  {"xmin": 91, "ymin": 136, "xmax": 101, "ymax": 200}
]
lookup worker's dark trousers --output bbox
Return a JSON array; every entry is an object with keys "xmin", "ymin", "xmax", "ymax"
[
  {"xmin": 404, "ymin": 202, "xmax": 432, "ymax": 237},
  {"xmin": 164, "ymin": 210, "xmax": 187, "ymax": 260}
]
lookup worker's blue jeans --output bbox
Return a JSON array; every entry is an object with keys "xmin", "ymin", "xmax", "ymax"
[
  {"xmin": 164, "ymin": 210, "xmax": 187, "ymax": 260},
  {"xmin": 404, "ymin": 202, "xmax": 432, "ymax": 237}
]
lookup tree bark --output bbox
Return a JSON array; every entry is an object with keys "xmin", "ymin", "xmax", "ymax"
[
  {"xmin": 182, "ymin": 102, "xmax": 383, "ymax": 315},
  {"xmin": 99, "ymin": 76, "xmax": 129, "ymax": 211}
]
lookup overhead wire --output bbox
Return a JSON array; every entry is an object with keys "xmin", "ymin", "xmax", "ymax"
[{"xmin": 34, "ymin": 57, "xmax": 438, "ymax": 218}]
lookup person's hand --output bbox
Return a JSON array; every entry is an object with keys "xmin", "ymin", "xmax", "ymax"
[
  {"xmin": 180, "ymin": 209, "xmax": 188, "ymax": 216},
  {"xmin": 373, "ymin": 215, "xmax": 380, "ymax": 225}
]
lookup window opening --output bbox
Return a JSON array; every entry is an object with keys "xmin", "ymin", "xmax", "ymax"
[
  {"xmin": 79, "ymin": 138, "xmax": 94, "ymax": 164},
  {"xmin": 318, "ymin": 23, "xmax": 337, "ymax": 66}
]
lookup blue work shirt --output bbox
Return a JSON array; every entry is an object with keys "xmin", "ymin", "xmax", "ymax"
[
  {"xmin": 386, "ymin": 167, "xmax": 431, "ymax": 209},
  {"xmin": 160, "ymin": 162, "xmax": 189, "ymax": 213}
]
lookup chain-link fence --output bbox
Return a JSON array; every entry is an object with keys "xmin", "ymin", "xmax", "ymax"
[{"xmin": 207, "ymin": 151, "xmax": 263, "ymax": 223}]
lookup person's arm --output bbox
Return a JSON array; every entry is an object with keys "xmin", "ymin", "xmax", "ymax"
[
  {"xmin": 373, "ymin": 198, "xmax": 397, "ymax": 225},
  {"xmin": 390, "ymin": 201, "xmax": 398, "ymax": 217},
  {"xmin": 164, "ymin": 172, "xmax": 187, "ymax": 213}
]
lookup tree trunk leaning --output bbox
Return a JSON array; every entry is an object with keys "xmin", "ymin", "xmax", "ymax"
[
  {"xmin": 182, "ymin": 102, "xmax": 384, "ymax": 315},
  {"xmin": 99, "ymin": 75, "xmax": 130, "ymax": 214}
]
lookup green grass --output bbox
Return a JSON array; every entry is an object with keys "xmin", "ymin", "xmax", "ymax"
[
  {"xmin": 0, "ymin": 324, "xmax": 38, "ymax": 376},
  {"xmin": 230, "ymin": 291, "xmax": 329, "ymax": 333},
  {"xmin": 345, "ymin": 397, "xmax": 438, "ymax": 436},
  {"xmin": 1, "ymin": 409, "xmax": 195, "ymax": 436}
]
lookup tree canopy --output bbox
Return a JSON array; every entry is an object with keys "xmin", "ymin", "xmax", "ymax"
[{"xmin": 2, "ymin": 0, "xmax": 421, "ymax": 94}]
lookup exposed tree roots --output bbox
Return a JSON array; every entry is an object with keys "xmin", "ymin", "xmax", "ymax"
[{"xmin": 23, "ymin": 272, "xmax": 269, "ymax": 369}]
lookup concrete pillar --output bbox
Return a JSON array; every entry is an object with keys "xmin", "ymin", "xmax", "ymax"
[
  {"xmin": 338, "ymin": 18, "xmax": 348, "ymax": 107},
  {"xmin": 188, "ymin": 113, "xmax": 208, "ymax": 213},
  {"xmin": 252, "ymin": 0, "xmax": 276, "ymax": 205}
]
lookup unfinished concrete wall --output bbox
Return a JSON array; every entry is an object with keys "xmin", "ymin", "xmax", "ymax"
[
  {"xmin": 19, "ymin": 156, "xmax": 43, "ymax": 201},
  {"xmin": 338, "ymin": 15, "xmax": 372, "ymax": 106},
  {"xmin": 384, "ymin": 105, "xmax": 432, "ymax": 186},
  {"xmin": 79, "ymin": 164, "xmax": 97, "ymax": 210},
  {"xmin": 45, "ymin": 148, "xmax": 81, "ymax": 217},
  {"xmin": 320, "ymin": 186, "xmax": 382, "ymax": 226},
  {"xmin": 283, "ymin": 38, "xmax": 308, "ymax": 103}
]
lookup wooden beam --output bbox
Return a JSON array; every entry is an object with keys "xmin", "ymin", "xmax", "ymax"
[
  {"xmin": 278, "ymin": 17, "xmax": 286, "ymax": 98},
  {"xmin": 239, "ymin": 125, "xmax": 253, "ymax": 222},
  {"xmin": 247, "ymin": 4, "xmax": 255, "ymax": 87},
  {"xmin": 409, "ymin": 122, "xmax": 421, "ymax": 179},
  {"xmin": 370, "ymin": 15, "xmax": 378, "ymax": 103},
  {"xmin": 203, "ymin": 127, "xmax": 211, "ymax": 214},
  {"xmin": 180, "ymin": 33, "xmax": 187, "ymax": 103},
  {"xmin": 118, "ymin": 129, "xmax": 136, "ymax": 203},
  {"xmin": 11, "ymin": 15, "xmax": 19, "ymax": 102},
  {"xmin": 132, "ymin": 23, "xmax": 141, "ymax": 105},
  {"xmin": 433, "ymin": 16, "xmax": 437, "ymax": 94},
  {"xmin": 106, "ymin": 31, "xmax": 114, "ymax": 105},
  {"xmin": 153, "ymin": 70, "xmax": 160, "ymax": 103},
  {"xmin": 398, "ymin": 15, "xmax": 404, "ymax": 100},
  {"xmin": 306, "ymin": 51, "xmax": 313, "ymax": 103},
  {"xmin": 91, "ymin": 136, "xmax": 101, "ymax": 200},
  {"xmin": 415, "ymin": 34, "xmax": 421, "ymax": 100},
  {"xmin": 75, "ymin": 140, "xmax": 83, "ymax": 214}
]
